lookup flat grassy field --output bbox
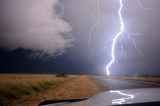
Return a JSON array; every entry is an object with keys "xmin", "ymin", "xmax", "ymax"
[{"xmin": 0, "ymin": 74, "xmax": 101, "ymax": 106}]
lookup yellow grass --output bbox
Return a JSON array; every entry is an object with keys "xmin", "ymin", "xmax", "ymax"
[
  {"xmin": 0, "ymin": 74, "xmax": 101, "ymax": 106},
  {"xmin": 0, "ymin": 74, "xmax": 63, "ymax": 85}
]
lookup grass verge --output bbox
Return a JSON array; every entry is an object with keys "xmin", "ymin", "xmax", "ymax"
[
  {"xmin": 0, "ymin": 74, "xmax": 67, "ymax": 106},
  {"xmin": 0, "ymin": 74, "xmax": 101, "ymax": 106}
]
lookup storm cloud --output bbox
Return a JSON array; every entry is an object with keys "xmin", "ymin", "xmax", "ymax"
[
  {"xmin": 0, "ymin": 0, "xmax": 73, "ymax": 57},
  {"xmin": 0, "ymin": 0, "xmax": 160, "ymax": 75}
]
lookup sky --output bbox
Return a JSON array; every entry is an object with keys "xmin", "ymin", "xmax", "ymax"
[{"xmin": 0, "ymin": 0, "xmax": 160, "ymax": 75}]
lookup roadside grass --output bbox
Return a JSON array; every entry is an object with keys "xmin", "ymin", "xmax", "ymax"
[
  {"xmin": 0, "ymin": 74, "xmax": 67, "ymax": 106},
  {"xmin": 0, "ymin": 74, "xmax": 101, "ymax": 106}
]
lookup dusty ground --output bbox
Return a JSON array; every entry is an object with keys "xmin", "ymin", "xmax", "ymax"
[{"xmin": 0, "ymin": 74, "xmax": 102, "ymax": 106}]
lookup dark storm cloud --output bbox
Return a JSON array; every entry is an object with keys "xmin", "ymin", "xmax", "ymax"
[
  {"xmin": 0, "ymin": 0, "xmax": 73, "ymax": 57},
  {"xmin": 0, "ymin": 0, "xmax": 160, "ymax": 75}
]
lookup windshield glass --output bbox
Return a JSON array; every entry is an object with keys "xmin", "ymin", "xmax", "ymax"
[{"xmin": 0, "ymin": 0, "xmax": 160, "ymax": 106}]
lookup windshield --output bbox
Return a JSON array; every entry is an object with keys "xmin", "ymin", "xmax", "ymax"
[{"xmin": 0, "ymin": 0, "xmax": 160, "ymax": 106}]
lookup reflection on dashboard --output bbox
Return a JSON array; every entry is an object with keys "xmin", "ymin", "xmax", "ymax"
[{"xmin": 110, "ymin": 90, "xmax": 135, "ymax": 105}]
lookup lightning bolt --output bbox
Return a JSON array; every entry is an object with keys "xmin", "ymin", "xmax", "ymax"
[
  {"xmin": 105, "ymin": 0, "xmax": 155, "ymax": 76},
  {"xmin": 88, "ymin": 0, "xmax": 101, "ymax": 51},
  {"xmin": 106, "ymin": 0, "xmax": 124, "ymax": 76},
  {"xmin": 87, "ymin": 0, "xmax": 155, "ymax": 76},
  {"xmin": 136, "ymin": 0, "xmax": 156, "ymax": 11}
]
